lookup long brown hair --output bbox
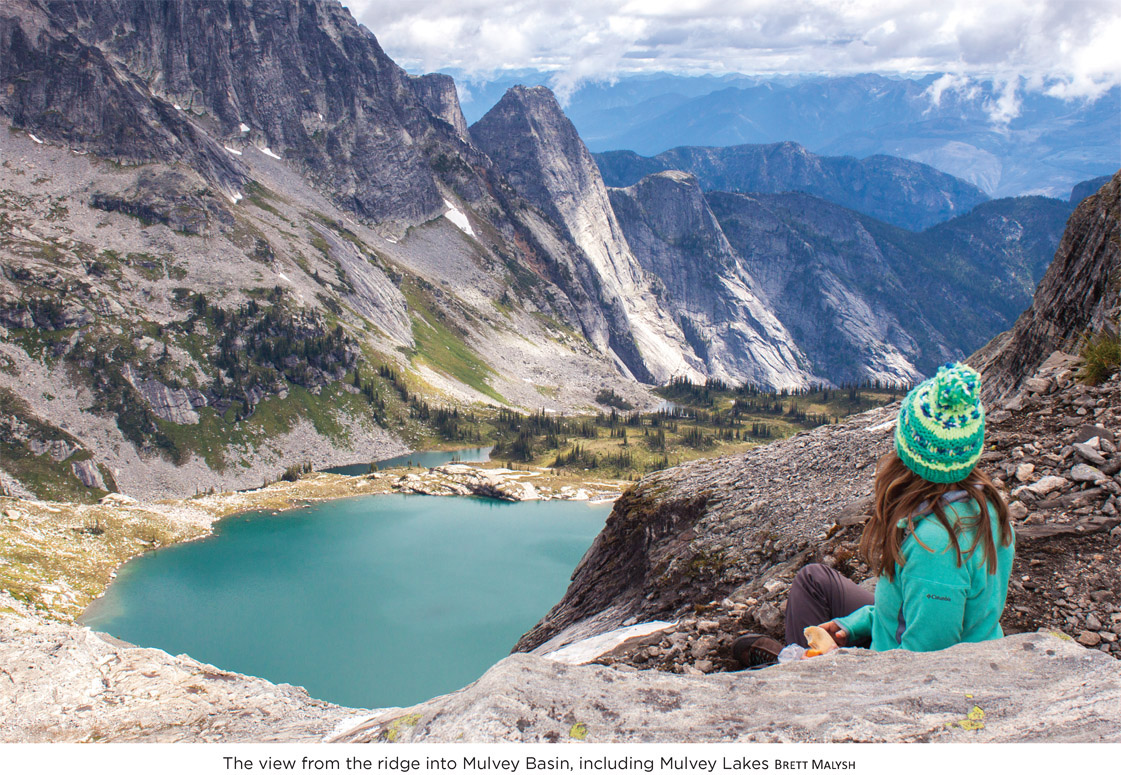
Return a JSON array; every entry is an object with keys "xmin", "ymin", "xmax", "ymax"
[{"xmin": 859, "ymin": 451, "xmax": 1012, "ymax": 581}]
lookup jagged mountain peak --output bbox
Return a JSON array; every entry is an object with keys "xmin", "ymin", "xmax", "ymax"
[
  {"xmin": 487, "ymin": 84, "xmax": 565, "ymax": 110},
  {"xmin": 471, "ymin": 84, "xmax": 608, "ymax": 214},
  {"xmin": 408, "ymin": 73, "xmax": 471, "ymax": 143},
  {"xmin": 472, "ymin": 85, "xmax": 572, "ymax": 136}
]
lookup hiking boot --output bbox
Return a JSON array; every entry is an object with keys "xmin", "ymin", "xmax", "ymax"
[{"xmin": 732, "ymin": 633, "xmax": 782, "ymax": 669}]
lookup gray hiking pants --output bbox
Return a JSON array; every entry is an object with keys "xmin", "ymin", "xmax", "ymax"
[{"xmin": 785, "ymin": 563, "xmax": 874, "ymax": 647}]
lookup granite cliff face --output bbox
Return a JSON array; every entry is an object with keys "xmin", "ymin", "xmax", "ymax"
[
  {"xmin": 708, "ymin": 191, "xmax": 938, "ymax": 384},
  {"xmin": 607, "ymin": 171, "xmax": 811, "ymax": 386},
  {"xmin": 702, "ymin": 190, "xmax": 1070, "ymax": 384},
  {"xmin": 408, "ymin": 73, "xmax": 471, "ymax": 144},
  {"xmin": 596, "ymin": 142, "xmax": 990, "ymax": 231},
  {"xmin": 597, "ymin": 158, "xmax": 1068, "ymax": 386},
  {"xmin": 0, "ymin": 0, "xmax": 246, "ymax": 193}
]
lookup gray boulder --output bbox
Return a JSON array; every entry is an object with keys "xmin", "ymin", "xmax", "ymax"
[
  {"xmin": 28, "ymin": 439, "xmax": 74, "ymax": 462},
  {"xmin": 1071, "ymin": 463, "xmax": 1107, "ymax": 483},
  {"xmin": 70, "ymin": 459, "xmax": 106, "ymax": 491},
  {"xmin": 122, "ymin": 365, "xmax": 201, "ymax": 425}
]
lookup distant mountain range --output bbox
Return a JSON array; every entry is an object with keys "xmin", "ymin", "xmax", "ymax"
[
  {"xmin": 595, "ymin": 143, "xmax": 989, "ymax": 231},
  {"xmin": 455, "ymin": 71, "xmax": 1119, "ymax": 200}
]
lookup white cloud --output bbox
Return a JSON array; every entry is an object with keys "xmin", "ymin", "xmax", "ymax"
[
  {"xmin": 349, "ymin": 0, "xmax": 1121, "ymax": 108},
  {"xmin": 984, "ymin": 77, "xmax": 1023, "ymax": 127},
  {"xmin": 924, "ymin": 73, "xmax": 974, "ymax": 108}
]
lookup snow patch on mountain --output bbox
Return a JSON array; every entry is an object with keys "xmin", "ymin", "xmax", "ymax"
[{"xmin": 443, "ymin": 199, "xmax": 475, "ymax": 237}]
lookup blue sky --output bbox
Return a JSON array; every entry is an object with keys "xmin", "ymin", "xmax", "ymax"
[{"xmin": 350, "ymin": 0, "xmax": 1121, "ymax": 102}]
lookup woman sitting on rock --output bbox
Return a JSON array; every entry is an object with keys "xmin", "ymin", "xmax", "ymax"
[{"xmin": 733, "ymin": 362, "xmax": 1015, "ymax": 667}]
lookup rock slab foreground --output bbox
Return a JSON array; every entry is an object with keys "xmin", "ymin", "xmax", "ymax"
[
  {"xmin": 334, "ymin": 632, "xmax": 1121, "ymax": 743},
  {"xmin": 3, "ymin": 611, "xmax": 1118, "ymax": 743}
]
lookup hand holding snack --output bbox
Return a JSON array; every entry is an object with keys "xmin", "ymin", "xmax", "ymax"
[
  {"xmin": 818, "ymin": 621, "xmax": 849, "ymax": 646},
  {"xmin": 803, "ymin": 625, "xmax": 840, "ymax": 657}
]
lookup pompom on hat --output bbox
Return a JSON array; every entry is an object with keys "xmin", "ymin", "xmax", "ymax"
[{"xmin": 895, "ymin": 362, "xmax": 986, "ymax": 483}]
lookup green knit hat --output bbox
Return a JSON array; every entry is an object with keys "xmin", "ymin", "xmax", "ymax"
[{"xmin": 895, "ymin": 362, "xmax": 985, "ymax": 484}]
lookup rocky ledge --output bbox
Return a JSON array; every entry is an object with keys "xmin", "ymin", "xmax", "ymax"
[{"xmin": 333, "ymin": 632, "xmax": 1121, "ymax": 743}]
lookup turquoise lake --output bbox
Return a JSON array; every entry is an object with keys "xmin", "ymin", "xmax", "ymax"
[{"xmin": 81, "ymin": 495, "xmax": 609, "ymax": 710}]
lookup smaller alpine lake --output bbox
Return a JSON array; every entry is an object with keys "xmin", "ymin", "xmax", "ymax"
[
  {"xmin": 324, "ymin": 446, "xmax": 493, "ymax": 476},
  {"xmin": 81, "ymin": 494, "xmax": 609, "ymax": 710}
]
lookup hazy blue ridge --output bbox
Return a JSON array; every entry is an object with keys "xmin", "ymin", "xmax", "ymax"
[
  {"xmin": 1071, "ymin": 175, "xmax": 1115, "ymax": 204},
  {"xmin": 598, "ymin": 143, "xmax": 989, "ymax": 231}
]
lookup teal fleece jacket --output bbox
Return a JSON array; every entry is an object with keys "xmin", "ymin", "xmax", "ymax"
[{"xmin": 833, "ymin": 494, "xmax": 1015, "ymax": 652}]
